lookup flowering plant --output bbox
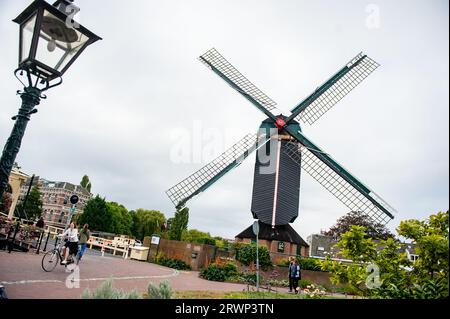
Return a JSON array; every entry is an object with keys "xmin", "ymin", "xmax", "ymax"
[{"xmin": 302, "ymin": 284, "xmax": 327, "ymax": 299}]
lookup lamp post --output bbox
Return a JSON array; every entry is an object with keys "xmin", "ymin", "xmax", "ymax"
[
  {"xmin": 252, "ymin": 220, "xmax": 260, "ymax": 292},
  {"xmin": 0, "ymin": 0, "xmax": 101, "ymax": 202}
]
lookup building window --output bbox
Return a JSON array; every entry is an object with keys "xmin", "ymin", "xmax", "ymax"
[{"xmin": 277, "ymin": 241, "xmax": 285, "ymax": 253}]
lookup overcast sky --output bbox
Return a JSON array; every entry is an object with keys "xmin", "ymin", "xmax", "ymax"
[{"xmin": 0, "ymin": 0, "xmax": 448, "ymax": 240}]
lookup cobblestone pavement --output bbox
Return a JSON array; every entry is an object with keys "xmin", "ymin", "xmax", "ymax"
[{"xmin": 0, "ymin": 250, "xmax": 247, "ymax": 299}]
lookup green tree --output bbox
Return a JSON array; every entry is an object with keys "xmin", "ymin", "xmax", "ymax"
[
  {"xmin": 168, "ymin": 207, "xmax": 189, "ymax": 241},
  {"xmin": 16, "ymin": 186, "xmax": 43, "ymax": 220},
  {"xmin": 78, "ymin": 195, "xmax": 112, "ymax": 232},
  {"xmin": 321, "ymin": 211, "xmax": 449, "ymax": 298},
  {"xmin": 131, "ymin": 209, "xmax": 166, "ymax": 241},
  {"xmin": 80, "ymin": 175, "xmax": 92, "ymax": 193},
  {"xmin": 181, "ymin": 229, "xmax": 216, "ymax": 245},
  {"xmin": 397, "ymin": 211, "xmax": 449, "ymax": 279},
  {"xmin": 130, "ymin": 210, "xmax": 139, "ymax": 236},
  {"xmin": 336, "ymin": 225, "xmax": 377, "ymax": 262},
  {"xmin": 108, "ymin": 202, "xmax": 132, "ymax": 235},
  {"xmin": 235, "ymin": 244, "xmax": 272, "ymax": 269},
  {"xmin": 324, "ymin": 211, "xmax": 394, "ymax": 240}
]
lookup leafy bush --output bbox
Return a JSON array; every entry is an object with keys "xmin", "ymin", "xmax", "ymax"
[
  {"xmin": 154, "ymin": 251, "xmax": 164, "ymax": 263},
  {"xmin": 200, "ymin": 264, "xmax": 228, "ymax": 282},
  {"xmin": 299, "ymin": 279, "xmax": 313, "ymax": 289},
  {"xmin": 223, "ymin": 262, "xmax": 238, "ymax": 277},
  {"xmin": 235, "ymin": 244, "xmax": 272, "ymax": 269},
  {"xmin": 157, "ymin": 257, "xmax": 191, "ymax": 270},
  {"xmin": 241, "ymin": 272, "xmax": 257, "ymax": 284},
  {"xmin": 276, "ymin": 257, "xmax": 324, "ymax": 271},
  {"xmin": 276, "ymin": 258, "xmax": 290, "ymax": 267},
  {"xmin": 227, "ymin": 272, "xmax": 258, "ymax": 285},
  {"xmin": 200, "ymin": 237, "xmax": 216, "ymax": 246},
  {"xmin": 298, "ymin": 257, "xmax": 323, "ymax": 272},
  {"xmin": 147, "ymin": 281, "xmax": 173, "ymax": 299},
  {"xmin": 81, "ymin": 278, "xmax": 141, "ymax": 299},
  {"xmin": 374, "ymin": 276, "xmax": 449, "ymax": 299},
  {"xmin": 200, "ymin": 260, "xmax": 240, "ymax": 282}
]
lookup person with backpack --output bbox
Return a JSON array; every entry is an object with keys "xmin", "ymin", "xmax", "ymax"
[{"xmin": 77, "ymin": 223, "xmax": 91, "ymax": 264}]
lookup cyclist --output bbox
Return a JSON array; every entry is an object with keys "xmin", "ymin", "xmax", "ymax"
[{"xmin": 60, "ymin": 222, "xmax": 79, "ymax": 264}]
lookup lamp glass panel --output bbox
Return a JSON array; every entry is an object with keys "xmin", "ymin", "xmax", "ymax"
[
  {"xmin": 35, "ymin": 10, "xmax": 89, "ymax": 72},
  {"xmin": 20, "ymin": 14, "xmax": 37, "ymax": 63}
]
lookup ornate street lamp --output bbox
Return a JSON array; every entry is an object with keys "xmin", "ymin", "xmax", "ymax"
[{"xmin": 0, "ymin": 0, "xmax": 101, "ymax": 200}]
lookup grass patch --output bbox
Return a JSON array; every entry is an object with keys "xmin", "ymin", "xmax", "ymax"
[
  {"xmin": 174, "ymin": 290, "xmax": 344, "ymax": 299},
  {"xmin": 175, "ymin": 291, "xmax": 229, "ymax": 299}
]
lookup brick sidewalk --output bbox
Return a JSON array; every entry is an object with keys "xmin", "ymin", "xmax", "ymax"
[{"xmin": 0, "ymin": 250, "xmax": 246, "ymax": 299}]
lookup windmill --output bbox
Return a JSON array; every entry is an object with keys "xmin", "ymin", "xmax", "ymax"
[{"xmin": 166, "ymin": 48, "xmax": 396, "ymax": 232}]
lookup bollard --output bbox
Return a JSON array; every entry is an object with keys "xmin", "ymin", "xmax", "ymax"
[
  {"xmin": 43, "ymin": 232, "xmax": 50, "ymax": 252},
  {"xmin": 36, "ymin": 231, "xmax": 44, "ymax": 254},
  {"xmin": 54, "ymin": 235, "xmax": 59, "ymax": 250},
  {"xmin": 8, "ymin": 222, "xmax": 20, "ymax": 253}
]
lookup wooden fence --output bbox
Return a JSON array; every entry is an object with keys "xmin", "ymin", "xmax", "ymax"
[{"xmin": 0, "ymin": 214, "xmax": 135, "ymax": 258}]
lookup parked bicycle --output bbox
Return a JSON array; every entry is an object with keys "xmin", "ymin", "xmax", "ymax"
[{"xmin": 41, "ymin": 237, "xmax": 77, "ymax": 272}]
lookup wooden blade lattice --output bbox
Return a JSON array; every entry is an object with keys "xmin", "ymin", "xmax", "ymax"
[
  {"xmin": 283, "ymin": 141, "xmax": 395, "ymax": 225},
  {"xmin": 200, "ymin": 48, "xmax": 277, "ymax": 113},
  {"xmin": 166, "ymin": 133, "xmax": 270, "ymax": 207},
  {"xmin": 296, "ymin": 53, "xmax": 380, "ymax": 125}
]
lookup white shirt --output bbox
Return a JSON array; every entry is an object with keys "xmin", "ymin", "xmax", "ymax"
[{"xmin": 62, "ymin": 228, "xmax": 79, "ymax": 242}]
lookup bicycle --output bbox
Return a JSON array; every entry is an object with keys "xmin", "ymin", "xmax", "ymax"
[{"xmin": 41, "ymin": 237, "xmax": 78, "ymax": 272}]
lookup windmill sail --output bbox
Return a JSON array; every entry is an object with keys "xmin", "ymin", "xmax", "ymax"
[
  {"xmin": 166, "ymin": 133, "xmax": 270, "ymax": 208},
  {"xmin": 199, "ymin": 48, "xmax": 278, "ymax": 119},
  {"xmin": 288, "ymin": 53, "xmax": 380, "ymax": 125},
  {"xmin": 283, "ymin": 129, "xmax": 396, "ymax": 226}
]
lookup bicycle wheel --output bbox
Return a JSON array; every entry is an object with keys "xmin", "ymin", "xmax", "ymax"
[{"xmin": 41, "ymin": 250, "xmax": 59, "ymax": 272}]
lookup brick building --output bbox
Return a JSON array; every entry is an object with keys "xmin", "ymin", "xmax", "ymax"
[
  {"xmin": 235, "ymin": 221, "xmax": 309, "ymax": 264},
  {"xmin": 307, "ymin": 232, "xmax": 419, "ymax": 263},
  {"xmin": 6, "ymin": 167, "xmax": 29, "ymax": 219},
  {"xmin": 307, "ymin": 233, "xmax": 341, "ymax": 258},
  {"xmin": 20, "ymin": 177, "xmax": 92, "ymax": 227}
]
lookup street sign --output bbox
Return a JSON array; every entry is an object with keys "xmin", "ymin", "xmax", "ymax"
[
  {"xmin": 70, "ymin": 194, "xmax": 79, "ymax": 205},
  {"xmin": 151, "ymin": 236, "xmax": 160, "ymax": 245},
  {"xmin": 252, "ymin": 221, "xmax": 259, "ymax": 236}
]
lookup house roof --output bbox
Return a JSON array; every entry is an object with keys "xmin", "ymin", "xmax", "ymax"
[
  {"xmin": 23, "ymin": 177, "xmax": 91, "ymax": 196},
  {"xmin": 235, "ymin": 221, "xmax": 309, "ymax": 247}
]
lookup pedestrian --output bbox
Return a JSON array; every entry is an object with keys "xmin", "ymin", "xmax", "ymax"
[
  {"xmin": 35, "ymin": 217, "xmax": 45, "ymax": 229},
  {"xmin": 292, "ymin": 259, "xmax": 302, "ymax": 294},
  {"xmin": 288, "ymin": 256, "xmax": 295, "ymax": 293},
  {"xmin": 77, "ymin": 223, "xmax": 90, "ymax": 264}
]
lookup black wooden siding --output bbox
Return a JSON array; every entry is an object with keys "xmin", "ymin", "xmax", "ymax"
[{"xmin": 251, "ymin": 140, "xmax": 301, "ymax": 225}]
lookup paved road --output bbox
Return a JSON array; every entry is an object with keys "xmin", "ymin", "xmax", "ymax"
[{"xmin": 0, "ymin": 250, "xmax": 247, "ymax": 299}]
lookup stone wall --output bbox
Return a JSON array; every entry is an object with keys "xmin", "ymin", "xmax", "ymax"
[
  {"xmin": 145, "ymin": 238, "xmax": 217, "ymax": 271},
  {"xmin": 238, "ymin": 264, "xmax": 335, "ymax": 288}
]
